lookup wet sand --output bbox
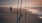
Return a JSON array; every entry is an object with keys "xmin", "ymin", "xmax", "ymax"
[{"xmin": 0, "ymin": 12, "xmax": 42, "ymax": 23}]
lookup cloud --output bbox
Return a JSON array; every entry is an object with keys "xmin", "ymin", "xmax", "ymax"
[{"xmin": 0, "ymin": 0, "xmax": 42, "ymax": 7}]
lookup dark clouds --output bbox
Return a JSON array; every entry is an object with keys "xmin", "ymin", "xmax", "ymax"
[{"xmin": 0, "ymin": 0, "xmax": 18, "ymax": 7}]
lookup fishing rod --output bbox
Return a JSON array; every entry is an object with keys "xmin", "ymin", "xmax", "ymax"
[
  {"xmin": 17, "ymin": 0, "xmax": 19, "ymax": 23},
  {"xmin": 19, "ymin": 0, "xmax": 22, "ymax": 23}
]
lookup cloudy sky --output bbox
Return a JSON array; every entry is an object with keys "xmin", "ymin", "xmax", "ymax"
[{"xmin": 0, "ymin": 0, "xmax": 42, "ymax": 8}]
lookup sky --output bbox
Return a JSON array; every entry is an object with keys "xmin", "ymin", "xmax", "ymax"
[{"xmin": 0, "ymin": 0, "xmax": 42, "ymax": 8}]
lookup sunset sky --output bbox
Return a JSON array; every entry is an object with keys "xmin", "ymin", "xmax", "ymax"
[{"xmin": 0, "ymin": 0, "xmax": 42, "ymax": 8}]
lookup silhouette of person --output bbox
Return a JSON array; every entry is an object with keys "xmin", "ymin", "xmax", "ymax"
[
  {"xmin": 1, "ymin": 8, "xmax": 3, "ymax": 13},
  {"xmin": 10, "ymin": 7, "xmax": 12, "ymax": 12}
]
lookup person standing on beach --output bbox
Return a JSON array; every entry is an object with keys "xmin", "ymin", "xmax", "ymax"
[{"xmin": 10, "ymin": 7, "xmax": 12, "ymax": 12}]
